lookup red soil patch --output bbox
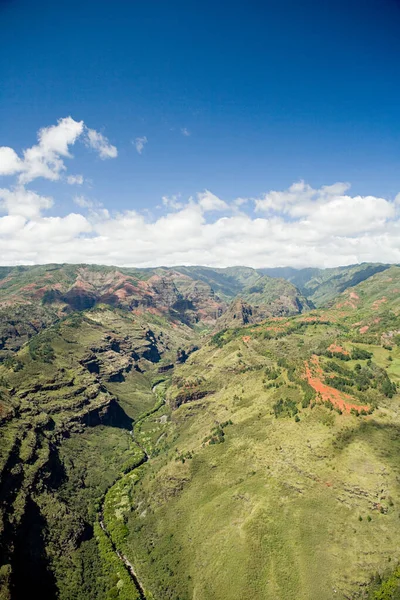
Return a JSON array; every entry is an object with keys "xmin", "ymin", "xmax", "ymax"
[
  {"xmin": 132, "ymin": 306, "xmax": 164, "ymax": 318},
  {"xmin": 372, "ymin": 297, "xmax": 387, "ymax": 310},
  {"xmin": 327, "ymin": 343, "xmax": 349, "ymax": 355},
  {"xmin": 20, "ymin": 283, "xmax": 38, "ymax": 292},
  {"xmin": 73, "ymin": 278, "xmax": 95, "ymax": 291},
  {"xmin": 373, "ymin": 317, "xmax": 381, "ymax": 324},
  {"xmin": 242, "ymin": 336, "xmax": 251, "ymax": 343},
  {"xmin": 31, "ymin": 286, "xmax": 51, "ymax": 299},
  {"xmin": 336, "ymin": 300, "xmax": 358, "ymax": 310},
  {"xmin": 359, "ymin": 325, "xmax": 369, "ymax": 334},
  {"xmin": 300, "ymin": 316, "xmax": 324, "ymax": 323},
  {"xmin": 114, "ymin": 287, "xmax": 129, "ymax": 299},
  {"xmin": 264, "ymin": 325, "xmax": 284, "ymax": 333},
  {"xmin": 336, "ymin": 290, "xmax": 361, "ymax": 310},
  {"xmin": 304, "ymin": 355, "xmax": 369, "ymax": 414},
  {"xmin": 113, "ymin": 282, "xmax": 140, "ymax": 299}
]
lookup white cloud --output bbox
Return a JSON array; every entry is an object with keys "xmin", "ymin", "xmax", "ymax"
[
  {"xmin": 133, "ymin": 136, "xmax": 148, "ymax": 154},
  {"xmin": 1, "ymin": 121, "xmax": 400, "ymax": 269},
  {"xmin": 0, "ymin": 187, "xmax": 53, "ymax": 219},
  {"xmin": 19, "ymin": 117, "xmax": 85, "ymax": 183},
  {"xmin": 1, "ymin": 180, "xmax": 400, "ymax": 269},
  {"xmin": 197, "ymin": 190, "xmax": 228, "ymax": 212},
  {"xmin": 73, "ymin": 195, "xmax": 103, "ymax": 211},
  {"xmin": 85, "ymin": 128, "xmax": 118, "ymax": 159},
  {"xmin": 162, "ymin": 195, "xmax": 184, "ymax": 210},
  {"xmin": 0, "ymin": 147, "xmax": 23, "ymax": 175},
  {"xmin": 67, "ymin": 174, "xmax": 84, "ymax": 185},
  {"xmin": 0, "ymin": 117, "xmax": 117, "ymax": 186},
  {"xmin": 254, "ymin": 180, "xmax": 353, "ymax": 216},
  {"xmin": 181, "ymin": 127, "xmax": 190, "ymax": 137},
  {"xmin": 73, "ymin": 195, "xmax": 94, "ymax": 209},
  {"xmin": 232, "ymin": 197, "xmax": 250, "ymax": 208}
]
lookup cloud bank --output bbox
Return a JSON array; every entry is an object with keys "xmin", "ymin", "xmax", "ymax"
[{"xmin": 0, "ymin": 117, "xmax": 400, "ymax": 268}]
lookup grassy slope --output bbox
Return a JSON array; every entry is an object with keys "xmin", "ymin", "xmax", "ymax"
[
  {"xmin": 240, "ymin": 274, "xmax": 313, "ymax": 311},
  {"xmin": 259, "ymin": 263, "xmax": 392, "ymax": 307},
  {"xmin": 2, "ymin": 263, "xmax": 400, "ymax": 599},
  {"xmin": 106, "ymin": 271, "xmax": 400, "ymax": 600}
]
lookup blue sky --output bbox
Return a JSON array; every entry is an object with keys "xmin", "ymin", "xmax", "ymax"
[{"xmin": 0, "ymin": 0, "xmax": 400, "ymax": 267}]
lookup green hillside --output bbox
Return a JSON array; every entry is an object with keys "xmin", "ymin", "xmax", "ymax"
[
  {"xmin": 260, "ymin": 263, "xmax": 392, "ymax": 306},
  {"xmin": 1, "ymin": 263, "xmax": 400, "ymax": 600},
  {"xmin": 107, "ymin": 283, "xmax": 400, "ymax": 599}
]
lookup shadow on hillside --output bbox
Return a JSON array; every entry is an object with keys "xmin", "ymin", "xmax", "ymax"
[
  {"xmin": 334, "ymin": 419, "xmax": 400, "ymax": 469},
  {"xmin": 10, "ymin": 497, "xmax": 58, "ymax": 600}
]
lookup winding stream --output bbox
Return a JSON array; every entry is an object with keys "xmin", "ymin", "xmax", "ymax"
[{"xmin": 97, "ymin": 383, "xmax": 165, "ymax": 599}]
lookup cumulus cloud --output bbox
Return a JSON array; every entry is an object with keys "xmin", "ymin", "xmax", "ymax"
[
  {"xmin": 197, "ymin": 190, "xmax": 228, "ymax": 212},
  {"xmin": 85, "ymin": 128, "xmax": 118, "ymax": 159},
  {"xmin": 0, "ymin": 117, "xmax": 117, "ymax": 186},
  {"xmin": 133, "ymin": 136, "xmax": 148, "ymax": 154},
  {"xmin": 0, "ymin": 147, "xmax": 23, "ymax": 176},
  {"xmin": 0, "ymin": 187, "xmax": 53, "ymax": 220},
  {"xmin": 181, "ymin": 127, "xmax": 190, "ymax": 137},
  {"xmin": 19, "ymin": 117, "xmax": 85, "ymax": 183},
  {"xmin": 1, "ymin": 122, "xmax": 400, "ymax": 267},
  {"xmin": 255, "ymin": 180, "xmax": 352, "ymax": 215},
  {"xmin": 0, "ymin": 180, "xmax": 400, "ymax": 268}
]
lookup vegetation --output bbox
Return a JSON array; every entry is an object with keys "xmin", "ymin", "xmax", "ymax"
[{"xmin": 1, "ymin": 263, "xmax": 400, "ymax": 599}]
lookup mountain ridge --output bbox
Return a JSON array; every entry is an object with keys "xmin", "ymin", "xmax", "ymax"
[{"xmin": 1, "ymin": 261, "xmax": 400, "ymax": 599}]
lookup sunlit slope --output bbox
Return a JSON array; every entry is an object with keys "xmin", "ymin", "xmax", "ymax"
[
  {"xmin": 260, "ymin": 263, "xmax": 392, "ymax": 306},
  {"xmin": 117, "ymin": 302, "xmax": 400, "ymax": 599},
  {"xmin": 0, "ymin": 263, "xmax": 312, "ymax": 360}
]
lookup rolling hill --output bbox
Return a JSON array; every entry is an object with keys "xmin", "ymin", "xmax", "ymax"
[{"xmin": 260, "ymin": 263, "xmax": 392, "ymax": 306}]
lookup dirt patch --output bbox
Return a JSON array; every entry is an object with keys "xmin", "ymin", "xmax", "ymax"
[
  {"xmin": 300, "ymin": 316, "xmax": 324, "ymax": 323},
  {"xmin": 19, "ymin": 283, "xmax": 38, "ymax": 292},
  {"xmin": 327, "ymin": 343, "xmax": 349, "ymax": 355},
  {"xmin": 336, "ymin": 300, "xmax": 358, "ymax": 310},
  {"xmin": 372, "ymin": 297, "xmax": 387, "ymax": 310},
  {"xmin": 242, "ymin": 336, "xmax": 251, "ymax": 343},
  {"xmin": 304, "ymin": 355, "xmax": 369, "ymax": 414},
  {"xmin": 359, "ymin": 325, "xmax": 369, "ymax": 334},
  {"xmin": 349, "ymin": 291, "xmax": 360, "ymax": 300}
]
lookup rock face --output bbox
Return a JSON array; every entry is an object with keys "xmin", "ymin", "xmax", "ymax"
[
  {"xmin": 0, "ymin": 266, "xmax": 228, "ymax": 338},
  {"xmin": 0, "ymin": 304, "xmax": 58, "ymax": 356},
  {"xmin": 178, "ymin": 280, "xmax": 226, "ymax": 324},
  {"xmin": 170, "ymin": 389, "xmax": 213, "ymax": 409},
  {"xmin": 215, "ymin": 298, "xmax": 256, "ymax": 329},
  {"xmin": 0, "ymin": 264, "xmax": 313, "ymax": 365},
  {"xmin": 79, "ymin": 328, "xmax": 166, "ymax": 382}
]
